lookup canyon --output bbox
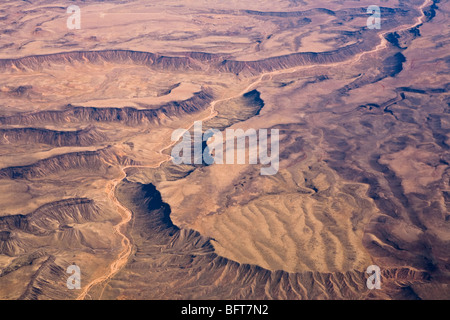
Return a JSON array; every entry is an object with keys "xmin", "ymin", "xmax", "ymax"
[{"xmin": 0, "ymin": 0, "xmax": 448, "ymax": 300}]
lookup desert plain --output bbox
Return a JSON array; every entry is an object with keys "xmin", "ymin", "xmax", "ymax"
[{"xmin": 0, "ymin": 0, "xmax": 449, "ymax": 300}]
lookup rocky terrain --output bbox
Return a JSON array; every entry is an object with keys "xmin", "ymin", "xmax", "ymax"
[{"xmin": 0, "ymin": 0, "xmax": 448, "ymax": 300}]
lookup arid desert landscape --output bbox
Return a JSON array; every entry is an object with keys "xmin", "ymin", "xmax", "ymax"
[{"xmin": 0, "ymin": 0, "xmax": 449, "ymax": 300}]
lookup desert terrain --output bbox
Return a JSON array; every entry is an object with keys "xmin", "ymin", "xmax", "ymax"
[{"xmin": 0, "ymin": 0, "xmax": 449, "ymax": 300}]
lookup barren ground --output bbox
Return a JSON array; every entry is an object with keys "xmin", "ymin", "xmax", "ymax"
[{"xmin": 0, "ymin": 0, "xmax": 449, "ymax": 300}]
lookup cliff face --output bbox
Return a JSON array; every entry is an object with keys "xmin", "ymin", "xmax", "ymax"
[
  {"xmin": 0, "ymin": 37, "xmax": 377, "ymax": 76},
  {"xmin": 0, "ymin": 231, "xmax": 27, "ymax": 256},
  {"xmin": 0, "ymin": 126, "xmax": 106, "ymax": 147},
  {"xmin": 0, "ymin": 5, "xmax": 416, "ymax": 77},
  {"xmin": 18, "ymin": 255, "xmax": 79, "ymax": 300},
  {"xmin": 0, "ymin": 50, "xmax": 205, "ymax": 73},
  {"xmin": 242, "ymin": 7, "xmax": 336, "ymax": 17},
  {"xmin": 0, "ymin": 146, "xmax": 137, "ymax": 179},
  {"xmin": 0, "ymin": 89, "xmax": 214, "ymax": 126},
  {"xmin": 219, "ymin": 39, "xmax": 377, "ymax": 75},
  {"xmin": 338, "ymin": 52, "xmax": 407, "ymax": 95},
  {"xmin": 95, "ymin": 181, "xmax": 431, "ymax": 300},
  {"xmin": 0, "ymin": 197, "xmax": 108, "ymax": 259},
  {"xmin": 0, "ymin": 198, "xmax": 100, "ymax": 237}
]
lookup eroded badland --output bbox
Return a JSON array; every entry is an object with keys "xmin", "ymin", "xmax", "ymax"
[{"xmin": 0, "ymin": 0, "xmax": 449, "ymax": 300}]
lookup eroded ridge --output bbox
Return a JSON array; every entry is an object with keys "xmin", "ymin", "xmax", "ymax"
[{"xmin": 0, "ymin": 0, "xmax": 448, "ymax": 300}]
